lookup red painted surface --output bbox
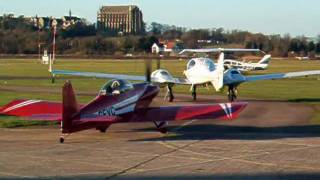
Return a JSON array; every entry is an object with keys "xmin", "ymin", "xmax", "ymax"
[
  {"xmin": 0, "ymin": 100, "xmax": 62, "ymax": 117},
  {"xmin": 0, "ymin": 81, "xmax": 247, "ymax": 136}
]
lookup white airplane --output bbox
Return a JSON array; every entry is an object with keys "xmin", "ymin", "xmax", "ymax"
[
  {"xmin": 180, "ymin": 48, "xmax": 271, "ymax": 72},
  {"xmin": 50, "ymin": 48, "xmax": 320, "ymax": 102},
  {"xmin": 223, "ymin": 54, "xmax": 272, "ymax": 72}
]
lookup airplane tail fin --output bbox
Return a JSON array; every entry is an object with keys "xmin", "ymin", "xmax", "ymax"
[
  {"xmin": 258, "ymin": 54, "xmax": 272, "ymax": 65},
  {"xmin": 62, "ymin": 81, "xmax": 79, "ymax": 133},
  {"xmin": 212, "ymin": 52, "xmax": 225, "ymax": 91}
]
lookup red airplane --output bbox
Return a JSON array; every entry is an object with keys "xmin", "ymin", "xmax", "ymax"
[{"xmin": 0, "ymin": 80, "xmax": 247, "ymax": 143}]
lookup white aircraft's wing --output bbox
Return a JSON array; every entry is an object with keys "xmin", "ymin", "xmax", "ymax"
[
  {"xmin": 52, "ymin": 70, "xmax": 192, "ymax": 85},
  {"xmin": 52, "ymin": 70, "xmax": 146, "ymax": 81},
  {"xmin": 173, "ymin": 78, "xmax": 192, "ymax": 85},
  {"xmin": 180, "ymin": 48, "xmax": 263, "ymax": 55},
  {"xmin": 245, "ymin": 70, "xmax": 320, "ymax": 82}
]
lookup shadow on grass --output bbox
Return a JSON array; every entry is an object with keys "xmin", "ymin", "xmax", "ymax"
[
  {"xmin": 131, "ymin": 124, "xmax": 320, "ymax": 142},
  {"xmin": 289, "ymin": 98, "xmax": 320, "ymax": 103}
]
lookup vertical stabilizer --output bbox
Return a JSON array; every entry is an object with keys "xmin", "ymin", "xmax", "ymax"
[
  {"xmin": 258, "ymin": 54, "xmax": 272, "ymax": 64},
  {"xmin": 62, "ymin": 81, "xmax": 79, "ymax": 133},
  {"xmin": 212, "ymin": 53, "xmax": 225, "ymax": 91}
]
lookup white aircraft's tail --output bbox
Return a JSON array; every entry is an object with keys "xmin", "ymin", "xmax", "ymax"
[
  {"xmin": 258, "ymin": 54, "xmax": 272, "ymax": 65},
  {"xmin": 212, "ymin": 53, "xmax": 224, "ymax": 91}
]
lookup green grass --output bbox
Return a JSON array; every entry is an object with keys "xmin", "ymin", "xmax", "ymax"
[
  {"xmin": 0, "ymin": 116, "xmax": 55, "ymax": 128},
  {"xmin": 1, "ymin": 58, "xmax": 320, "ymax": 127}
]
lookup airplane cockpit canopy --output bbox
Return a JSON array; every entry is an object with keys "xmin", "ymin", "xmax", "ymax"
[
  {"xmin": 99, "ymin": 79, "xmax": 134, "ymax": 96},
  {"xmin": 187, "ymin": 58, "xmax": 216, "ymax": 71}
]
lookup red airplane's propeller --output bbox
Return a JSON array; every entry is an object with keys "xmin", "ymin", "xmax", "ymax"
[{"xmin": 145, "ymin": 58, "xmax": 152, "ymax": 83}]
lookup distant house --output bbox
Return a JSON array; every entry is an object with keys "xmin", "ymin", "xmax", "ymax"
[
  {"xmin": 152, "ymin": 43, "xmax": 164, "ymax": 54},
  {"xmin": 152, "ymin": 40, "xmax": 184, "ymax": 55}
]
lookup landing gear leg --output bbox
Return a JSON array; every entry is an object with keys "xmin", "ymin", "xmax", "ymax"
[
  {"xmin": 192, "ymin": 85, "xmax": 197, "ymax": 101},
  {"xmin": 51, "ymin": 74, "xmax": 55, "ymax": 84},
  {"xmin": 228, "ymin": 85, "xmax": 238, "ymax": 102},
  {"xmin": 165, "ymin": 85, "xmax": 174, "ymax": 102}
]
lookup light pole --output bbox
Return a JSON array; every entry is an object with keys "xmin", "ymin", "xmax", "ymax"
[
  {"xmin": 51, "ymin": 19, "xmax": 57, "ymax": 63},
  {"xmin": 38, "ymin": 42, "xmax": 45, "ymax": 62}
]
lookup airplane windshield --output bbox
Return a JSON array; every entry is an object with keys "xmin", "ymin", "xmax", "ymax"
[
  {"xmin": 205, "ymin": 59, "xmax": 215, "ymax": 71},
  {"xmin": 187, "ymin": 59, "xmax": 196, "ymax": 70},
  {"xmin": 99, "ymin": 79, "xmax": 134, "ymax": 96}
]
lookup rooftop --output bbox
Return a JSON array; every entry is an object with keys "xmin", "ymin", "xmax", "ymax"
[{"xmin": 100, "ymin": 5, "xmax": 139, "ymax": 13}]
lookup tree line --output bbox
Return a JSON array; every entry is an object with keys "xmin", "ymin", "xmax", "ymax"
[{"xmin": 0, "ymin": 15, "xmax": 319, "ymax": 57}]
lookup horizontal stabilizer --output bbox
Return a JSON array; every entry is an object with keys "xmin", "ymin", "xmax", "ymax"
[{"xmin": 0, "ymin": 99, "xmax": 62, "ymax": 119}]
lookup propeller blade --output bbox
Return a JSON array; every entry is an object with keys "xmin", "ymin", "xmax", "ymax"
[{"xmin": 145, "ymin": 59, "xmax": 152, "ymax": 82}]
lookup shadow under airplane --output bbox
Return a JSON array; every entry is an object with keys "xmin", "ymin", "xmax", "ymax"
[{"xmin": 131, "ymin": 124, "xmax": 320, "ymax": 142}]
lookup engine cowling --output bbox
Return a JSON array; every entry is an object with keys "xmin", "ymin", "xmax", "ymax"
[
  {"xmin": 224, "ymin": 69, "xmax": 246, "ymax": 84},
  {"xmin": 151, "ymin": 69, "xmax": 176, "ymax": 86}
]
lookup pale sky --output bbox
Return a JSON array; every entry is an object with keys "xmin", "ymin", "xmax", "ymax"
[{"xmin": 0, "ymin": 0, "xmax": 319, "ymax": 37}]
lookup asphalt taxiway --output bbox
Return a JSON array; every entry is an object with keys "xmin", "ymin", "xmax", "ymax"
[{"xmin": 1, "ymin": 96, "xmax": 320, "ymax": 179}]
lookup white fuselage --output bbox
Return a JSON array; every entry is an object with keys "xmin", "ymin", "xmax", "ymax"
[
  {"xmin": 151, "ymin": 57, "xmax": 247, "ymax": 91},
  {"xmin": 224, "ymin": 59, "xmax": 268, "ymax": 72},
  {"xmin": 184, "ymin": 58, "xmax": 217, "ymax": 85}
]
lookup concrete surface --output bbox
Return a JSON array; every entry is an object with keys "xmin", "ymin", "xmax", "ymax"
[{"xmin": 0, "ymin": 96, "xmax": 320, "ymax": 179}]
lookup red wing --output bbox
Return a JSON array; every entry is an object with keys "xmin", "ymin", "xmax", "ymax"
[
  {"xmin": 0, "ymin": 99, "xmax": 62, "ymax": 121},
  {"xmin": 142, "ymin": 102, "xmax": 247, "ymax": 122}
]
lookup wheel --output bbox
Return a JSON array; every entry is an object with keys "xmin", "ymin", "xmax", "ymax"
[
  {"xmin": 159, "ymin": 128, "xmax": 168, "ymax": 134},
  {"xmin": 192, "ymin": 86, "xmax": 197, "ymax": 101},
  {"xmin": 192, "ymin": 93, "xmax": 197, "ymax": 101},
  {"xmin": 228, "ymin": 86, "xmax": 237, "ymax": 102},
  {"xmin": 99, "ymin": 128, "xmax": 107, "ymax": 133},
  {"xmin": 169, "ymin": 94, "xmax": 174, "ymax": 102},
  {"xmin": 60, "ymin": 137, "xmax": 64, "ymax": 144},
  {"xmin": 168, "ymin": 85, "xmax": 174, "ymax": 102}
]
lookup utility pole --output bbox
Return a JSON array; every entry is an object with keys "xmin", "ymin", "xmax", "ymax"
[{"xmin": 51, "ymin": 19, "xmax": 57, "ymax": 63}]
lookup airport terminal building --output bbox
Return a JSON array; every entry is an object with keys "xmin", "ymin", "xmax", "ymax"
[{"xmin": 97, "ymin": 5, "xmax": 144, "ymax": 35}]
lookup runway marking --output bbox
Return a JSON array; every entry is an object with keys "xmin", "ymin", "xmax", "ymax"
[
  {"xmin": 128, "ymin": 140, "xmax": 320, "ymax": 175},
  {"xmin": 171, "ymin": 120, "xmax": 198, "ymax": 132},
  {"xmin": 63, "ymin": 142, "xmax": 208, "ymax": 162},
  {"xmin": 104, "ymin": 140, "xmax": 202, "ymax": 180},
  {"xmin": 0, "ymin": 152, "xmax": 124, "ymax": 171},
  {"xmin": 157, "ymin": 141, "xmax": 212, "ymax": 158}
]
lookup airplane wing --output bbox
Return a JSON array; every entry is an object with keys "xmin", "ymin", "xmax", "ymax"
[
  {"xmin": 245, "ymin": 70, "xmax": 320, "ymax": 82},
  {"xmin": 52, "ymin": 70, "xmax": 146, "ymax": 81},
  {"xmin": 0, "ymin": 99, "xmax": 62, "ymax": 121},
  {"xmin": 174, "ymin": 78, "xmax": 192, "ymax": 85},
  {"xmin": 180, "ymin": 48, "xmax": 263, "ymax": 54},
  {"xmin": 53, "ymin": 70, "xmax": 192, "ymax": 85},
  {"xmin": 141, "ymin": 102, "xmax": 247, "ymax": 122}
]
